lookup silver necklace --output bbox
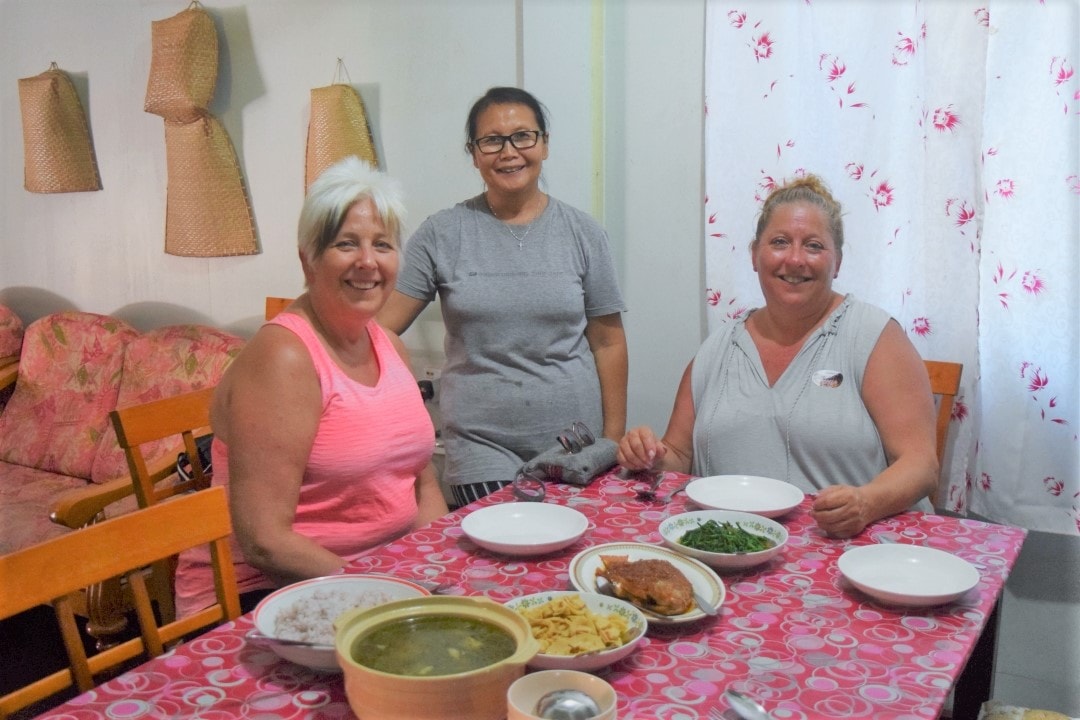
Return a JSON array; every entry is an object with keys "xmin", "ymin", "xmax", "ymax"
[{"xmin": 486, "ymin": 197, "xmax": 540, "ymax": 249}]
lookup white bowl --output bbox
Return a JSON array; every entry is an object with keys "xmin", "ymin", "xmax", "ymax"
[
  {"xmin": 507, "ymin": 669, "xmax": 617, "ymax": 720},
  {"xmin": 503, "ymin": 591, "xmax": 647, "ymax": 672},
  {"xmin": 659, "ymin": 510, "xmax": 788, "ymax": 570},
  {"xmin": 838, "ymin": 544, "xmax": 981, "ymax": 607},
  {"xmin": 250, "ymin": 574, "xmax": 429, "ymax": 671},
  {"xmin": 461, "ymin": 502, "xmax": 589, "ymax": 557},
  {"xmin": 684, "ymin": 474, "xmax": 804, "ymax": 518}
]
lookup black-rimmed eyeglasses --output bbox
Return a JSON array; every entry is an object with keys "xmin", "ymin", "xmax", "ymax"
[
  {"xmin": 557, "ymin": 421, "xmax": 596, "ymax": 455},
  {"xmin": 470, "ymin": 130, "xmax": 544, "ymax": 155}
]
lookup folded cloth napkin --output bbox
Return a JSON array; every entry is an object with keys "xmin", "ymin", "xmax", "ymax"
[{"xmin": 520, "ymin": 438, "xmax": 618, "ymax": 487}]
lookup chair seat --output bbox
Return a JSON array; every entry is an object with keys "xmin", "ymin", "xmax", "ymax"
[{"xmin": 978, "ymin": 701, "xmax": 1074, "ymax": 720}]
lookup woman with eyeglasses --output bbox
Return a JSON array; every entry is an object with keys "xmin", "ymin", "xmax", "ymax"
[{"xmin": 380, "ymin": 86, "xmax": 627, "ymax": 506}]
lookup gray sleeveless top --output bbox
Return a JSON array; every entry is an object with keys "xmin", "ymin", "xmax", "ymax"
[{"xmin": 690, "ymin": 295, "xmax": 932, "ymax": 513}]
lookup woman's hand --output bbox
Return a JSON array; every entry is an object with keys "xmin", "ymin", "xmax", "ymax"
[
  {"xmin": 809, "ymin": 485, "xmax": 870, "ymax": 537},
  {"xmin": 617, "ymin": 426, "xmax": 667, "ymax": 471}
]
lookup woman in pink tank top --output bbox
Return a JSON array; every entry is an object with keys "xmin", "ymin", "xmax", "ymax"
[{"xmin": 174, "ymin": 158, "xmax": 448, "ymax": 617}]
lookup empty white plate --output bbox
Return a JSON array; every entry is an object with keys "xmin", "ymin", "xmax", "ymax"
[
  {"xmin": 461, "ymin": 502, "xmax": 589, "ymax": 556},
  {"xmin": 684, "ymin": 475, "xmax": 804, "ymax": 518},
  {"xmin": 838, "ymin": 544, "xmax": 980, "ymax": 607}
]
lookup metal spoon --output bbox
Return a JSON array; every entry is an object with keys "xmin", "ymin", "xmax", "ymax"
[
  {"xmin": 725, "ymin": 689, "xmax": 770, "ymax": 720},
  {"xmin": 244, "ymin": 630, "xmax": 333, "ymax": 650},
  {"xmin": 535, "ymin": 688, "xmax": 602, "ymax": 720},
  {"xmin": 693, "ymin": 589, "xmax": 719, "ymax": 617}
]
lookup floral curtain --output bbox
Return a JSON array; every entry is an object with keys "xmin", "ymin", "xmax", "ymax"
[{"xmin": 703, "ymin": 0, "xmax": 1078, "ymax": 535}]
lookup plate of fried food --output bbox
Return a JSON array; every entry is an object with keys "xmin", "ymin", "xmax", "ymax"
[
  {"xmin": 504, "ymin": 591, "xmax": 647, "ymax": 671},
  {"xmin": 568, "ymin": 542, "xmax": 725, "ymax": 625}
]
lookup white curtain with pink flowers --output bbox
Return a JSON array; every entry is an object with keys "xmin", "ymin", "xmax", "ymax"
[{"xmin": 703, "ymin": 0, "xmax": 1079, "ymax": 534}]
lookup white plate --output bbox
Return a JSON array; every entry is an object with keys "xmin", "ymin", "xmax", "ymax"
[
  {"xmin": 684, "ymin": 475, "xmax": 804, "ymax": 518},
  {"xmin": 250, "ymin": 574, "xmax": 429, "ymax": 671},
  {"xmin": 658, "ymin": 510, "xmax": 788, "ymax": 570},
  {"xmin": 461, "ymin": 502, "xmax": 589, "ymax": 556},
  {"xmin": 837, "ymin": 544, "xmax": 980, "ymax": 607},
  {"xmin": 503, "ymin": 591, "xmax": 647, "ymax": 672},
  {"xmin": 568, "ymin": 542, "xmax": 725, "ymax": 625}
]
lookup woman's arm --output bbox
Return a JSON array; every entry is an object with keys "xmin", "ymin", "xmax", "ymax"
[
  {"xmin": 810, "ymin": 320, "xmax": 939, "ymax": 536},
  {"xmin": 384, "ymin": 329, "xmax": 449, "ymax": 526},
  {"xmin": 584, "ymin": 312, "xmax": 628, "ymax": 440},
  {"xmin": 213, "ymin": 326, "xmax": 347, "ymax": 584},
  {"xmin": 377, "ymin": 290, "xmax": 429, "ymax": 335},
  {"xmin": 617, "ymin": 360, "xmax": 697, "ymax": 475},
  {"xmin": 413, "ymin": 462, "xmax": 449, "ymax": 528}
]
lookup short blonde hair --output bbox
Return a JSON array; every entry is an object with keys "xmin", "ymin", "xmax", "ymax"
[
  {"xmin": 753, "ymin": 174, "xmax": 844, "ymax": 258},
  {"xmin": 297, "ymin": 156, "xmax": 406, "ymax": 262}
]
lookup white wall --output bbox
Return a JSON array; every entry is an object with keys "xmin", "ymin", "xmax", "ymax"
[{"xmin": 0, "ymin": 0, "xmax": 704, "ymax": 433}]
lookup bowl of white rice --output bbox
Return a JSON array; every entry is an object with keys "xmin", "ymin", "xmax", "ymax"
[{"xmin": 250, "ymin": 574, "xmax": 430, "ymax": 671}]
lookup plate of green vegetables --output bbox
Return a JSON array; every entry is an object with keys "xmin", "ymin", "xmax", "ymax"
[{"xmin": 658, "ymin": 510, "xmax": 788, "ymax": 570}]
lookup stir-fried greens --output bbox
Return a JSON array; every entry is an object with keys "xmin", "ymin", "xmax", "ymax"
[{"xmin": 678, "ymin": 520, "xmax": 774, "ymax": 554}]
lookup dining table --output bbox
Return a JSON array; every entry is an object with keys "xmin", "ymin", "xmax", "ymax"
[{"xmin": 40, "ymin": 469, "xmax": 1026, "ymax": 720}]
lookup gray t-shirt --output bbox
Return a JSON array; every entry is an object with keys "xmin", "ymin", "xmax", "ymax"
[
  {"xmin": 690, "ymin": 295, "xmax": 933, "ymax": 513},
  {"xmin": 397, "ymin": 194, "xmax": 626, "ymax": 486}
]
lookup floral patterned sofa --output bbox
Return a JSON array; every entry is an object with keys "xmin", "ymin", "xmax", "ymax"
[
  {"xmin": 0, "ymin": 312, "xmax": 243, "ymax": 557},
  {"xmin": 0, "ymin": 304, "xmax": 23, "ymax": 412}
]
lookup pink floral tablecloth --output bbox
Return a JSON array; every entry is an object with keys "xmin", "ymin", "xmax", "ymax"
[{"xmin": 43, "ymin": 471, "xmax": 1026, "ymax": 720}]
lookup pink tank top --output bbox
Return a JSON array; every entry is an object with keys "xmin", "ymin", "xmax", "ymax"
[{"xmin": 174, "ymin": 314, "xmax": 435, "ymax": 617}]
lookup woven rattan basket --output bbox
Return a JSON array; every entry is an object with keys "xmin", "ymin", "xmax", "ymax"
[
  {"xmin": 163, "ymin": 117, "xmax": 258, "ymax": 257},
  {"xmin": 18, "ymin": 63, "xmax": 102, "ymax": 193},
  {"xmin": 144, "ymin": 3, "xmax": 217, "ymax": 123},
  {"xmin": 306, "ymin": 83, "xmax": 380, "ymax": 191}
]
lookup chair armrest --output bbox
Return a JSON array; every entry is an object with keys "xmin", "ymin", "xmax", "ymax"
[
  {"xmin": 50, "ymin": 452, "xmax": 186, "ymax": 528},
  {"xmin": 0, "ymin": 358, "xmax": 17, "ymax": 391},
  {"xmin": 50, "ymin": 477, "xmax": 136, "ymax": 529}
]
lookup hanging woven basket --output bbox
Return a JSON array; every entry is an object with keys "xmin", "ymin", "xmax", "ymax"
[
  {"xmin": 18, "ymin": 63, "xmax": 102, "ymax": 193},
  {"xmin": 305, "ymin": 60, "xmax": 379, "ymax": 191},
  {"xmin": 144, "ymin": 2, "xmax": 217, "ymax": 123},
  {"xmin": 163, "ymin": 117, "xmax": 258, "ymax": 257}
]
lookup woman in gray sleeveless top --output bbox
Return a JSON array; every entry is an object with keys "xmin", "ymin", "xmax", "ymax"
[
  {"xmin": 380, "ymin": 87, "xmax": 627, "ymax": 507},
  {"xmin": 616, "ymin": 174, "xmax": 937, "ymax": 538}
]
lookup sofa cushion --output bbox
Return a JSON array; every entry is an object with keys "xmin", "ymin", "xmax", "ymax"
[
  {"xmin": 0, "ymin": 312, "xmax": 138, "ymax": 479},
  {"xmin": 90, "ymin": 324, "xmax": 244, "ymax": 484},
  {"xmin": 0, "ymin": 463, "xmax": 90, "ymax": 554}
]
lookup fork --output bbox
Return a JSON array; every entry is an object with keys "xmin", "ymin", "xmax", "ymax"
[
  {"xmin": 654, "ymin": 477, "xmax": 695, "ymax": 504},
  {"xmin": 633, "ymin": 471, "xmax": 664, "ymax": 501}
]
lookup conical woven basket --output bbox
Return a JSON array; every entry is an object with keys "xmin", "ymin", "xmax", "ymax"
[
  {"xmin": 305, "ymin": 83, "xmax": 380, "ymax": 191},
  {"xmin": 163, "ymin": 117, "xmax": 258, "ymax": 257},
  {"xmin": 144, "ymin": 4, "xmax": 217, "ymax": 123},
  {"xmin": 18, "ymin": 64, "xmax": 102, "ymax": 193}
]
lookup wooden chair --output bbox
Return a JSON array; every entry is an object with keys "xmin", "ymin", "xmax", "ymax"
[
  {"xmin": 924, "ymin": 360, "xmax": 963, "ymax": 507},
  {"xmin": 104, "ymin": 386, "xmax": 215, "ymax": 625},
  {"xmin": 108, "ymin": 386, "xmax": 215, "ymax": 509},
  {"xmin": 265, "ymin": 296, "xmax": 294, "ymax": 321},
  {"xmin": 0, "ymin": 486, "xmax": 240, "ymax": 719}
]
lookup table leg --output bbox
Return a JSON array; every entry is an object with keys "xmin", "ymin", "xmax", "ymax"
[{"xmin": 951, "ymin": 599, "xmax": 1000, "ymax": 720}]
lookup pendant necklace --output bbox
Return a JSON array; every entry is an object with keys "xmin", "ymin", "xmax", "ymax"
[{"xmin": 487, "ymin": 195, "xmax": 542, "ymax": 249}]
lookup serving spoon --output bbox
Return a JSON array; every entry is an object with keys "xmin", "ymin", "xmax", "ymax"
[
  {"xmin": 535, "ymin": 688, "xmax": 602, "ymax": 719},
  {"xmin": 244, "ymin": 630, "xmax": 333, "ymax": 650},
  {"xmin": 725, "ymin": 688, "xmax": 770, "ymax": 720}
]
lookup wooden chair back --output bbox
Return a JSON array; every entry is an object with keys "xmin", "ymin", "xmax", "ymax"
[
  {"xmin": 265, "ymin": 296, "xmax": 294, "ymax": 320},
  {"xmin": 0, "ymin": 486, "xmax": 240, "ymax": 719},
  {"xmin": 109, "ymin": 386, "xmax": 215, "ymax": 509},
  {"xmin": 924, "ymin": 359, "xmax": 963, "ymax": 507}
]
